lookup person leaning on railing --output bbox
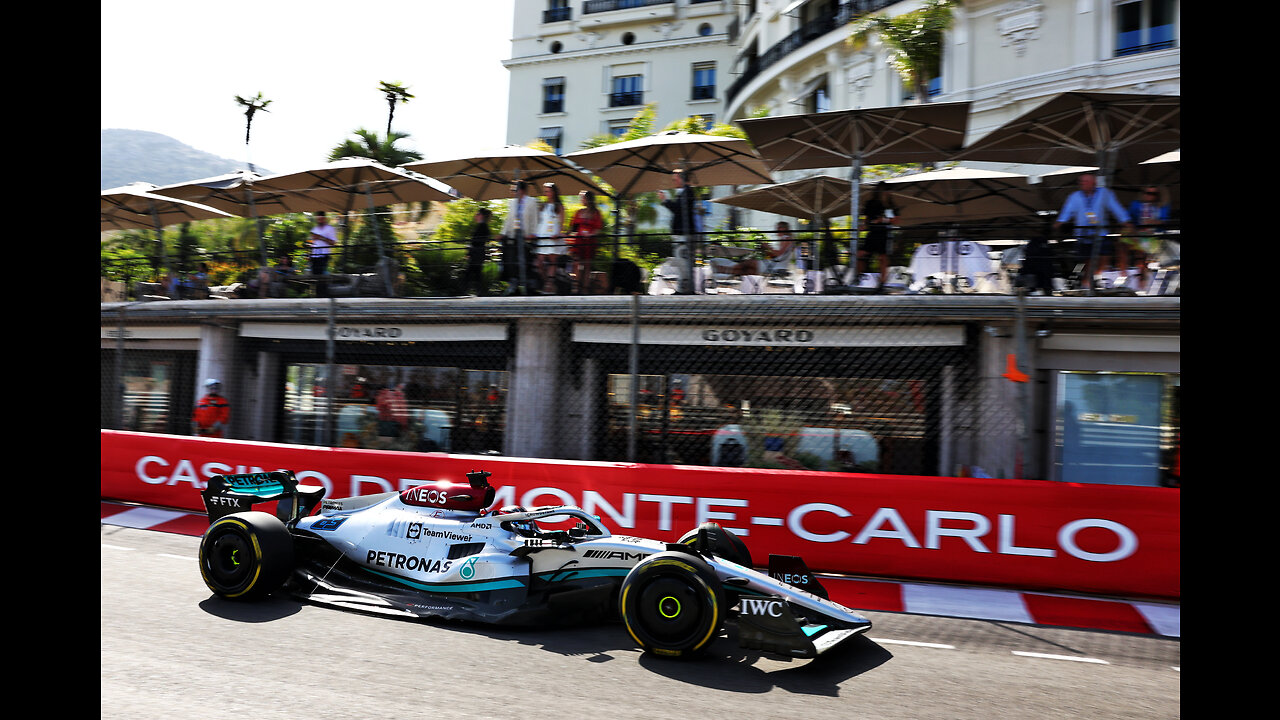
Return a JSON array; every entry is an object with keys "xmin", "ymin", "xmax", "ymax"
[{"xmin": 1053, "ymin": 173, "xmax": 1133, "ymax": 290}]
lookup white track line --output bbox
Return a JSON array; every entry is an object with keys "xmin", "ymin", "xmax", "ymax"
[{"xmin": 1012, "ymin": 651, "xmax": 1109, "ymax": 664}]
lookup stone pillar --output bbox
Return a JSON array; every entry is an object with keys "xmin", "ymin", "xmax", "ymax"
[{"xmin": 504, "ymin": 318, "xmax": 563, "ymax": 459}]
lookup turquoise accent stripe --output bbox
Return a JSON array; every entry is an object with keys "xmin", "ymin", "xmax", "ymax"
[
  {"xmin": 537, "ymin": 568, "xmax": 630, "ymax": 583},
  {"xmin": 366, "ymin": 568, "xmax": 525, "ymax": 593},
  {"xmin": 803, "ymin": 624, "xmax": 828, "ymax": 637}
]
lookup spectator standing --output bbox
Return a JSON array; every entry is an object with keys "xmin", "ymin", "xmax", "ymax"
[
  {"xmin": 192, "ymin": 378, "xmax": 230, "ymax": 438},
  {"xmin": 308, "ymin": 211, "xmax": 339, "ymax": 296},
  {"xmin": 463, "ymin": 207, "xmax": 493, "ymax": 295},
  {"xmin": 498, "ymin": 180, "xmax": 539, "ymax": 294},
  {"xmin": 1126, "ymin": 185, "xmax": 1170, "ymax": 287},
  {"xmin": 568, "ymin": 190, "xmax": 604, "ymax": 295},
  {"xmin": 1054, "ymin": 173, "xmax": 1132, "ymax": 289},
  {"xmin": 534, "ymin": 182, "xmax": 566, "ymax": 294},
  {"xmin": 659, "ymin": 169, "xmax": 699, "ymax": 294},
  {"xmin": 860, "ymin": 183, "xmax": 898, "ymax": 288}
]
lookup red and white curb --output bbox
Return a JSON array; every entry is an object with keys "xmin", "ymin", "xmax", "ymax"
[{"xmin": 101, "ymin": 501, "xmax": 1178, "ymax": 638}]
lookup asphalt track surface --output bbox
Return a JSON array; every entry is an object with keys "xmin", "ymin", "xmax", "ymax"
[{"xmin": 102, "ymin": 523, "xmax": 1179, "ymax": 719}]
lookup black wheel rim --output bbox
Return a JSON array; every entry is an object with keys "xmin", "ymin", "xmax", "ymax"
[
  {"xmin": 635, "ymin": 574, "xmax": 706, "ymax": 645},
  {"xmin": 204, "ymin": 530, "xmax": 253, "ymax": 591}
]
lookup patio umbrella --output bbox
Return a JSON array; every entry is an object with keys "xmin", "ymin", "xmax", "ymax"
[
  {"xmin": 566, "ymin": 131, "xmax": 774, "ymax": 293},
  {"xmin": 874, "ymin": 167, "xmax": 1050, "ymax": 227},
  {"xmin": 956, "ymin": 92, "xmax": 1180, "ymax": 179},
  {"xmin": 712, "ymin": 174, "xmax": 853, "ymax": 222},
  {"xmin": 402, "ymin": 146, "xmax": 605, "ymax": 201},
  {"xmin": 150, "ymin": 169, "xmax": 294, "ymax": 268},
  {"xmin": 564, "ymin": 131, "xmax": 774, "ymax": 197},
  {"xmin": 102, "ymin": 182, "xmax": 236, "ymax": 285},
  {"xmin": 404, "ymin": 147, "xmax": 601, "ymax": 293},
  {"xmin": 251, "ymin": 157, "xmax": 461, "ymax": 294},
  {"xmin": 738, "ymin": 102, "xmax": 971, "ymax": 284}
]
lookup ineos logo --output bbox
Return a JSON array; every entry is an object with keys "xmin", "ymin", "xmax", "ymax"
[{"xmin": 404, "ymin": 487, "xmax": 449, "ymax": 505}]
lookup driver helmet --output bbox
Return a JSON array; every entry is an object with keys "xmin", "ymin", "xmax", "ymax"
[{"xmin": 497, "ymin": 505, "xmax": 539, "ymax": 537}]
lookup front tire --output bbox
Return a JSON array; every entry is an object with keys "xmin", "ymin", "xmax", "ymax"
[
  {"xmin": 199, "ymin": 511, "xmax": 294, "ymax": 600},
  {"xmin": 620, "ymin": 551, "xmax": 724, "ymax": 658}
]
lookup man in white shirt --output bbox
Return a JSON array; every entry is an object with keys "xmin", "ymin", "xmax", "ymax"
[
  {"xmin": 498, "ymin": 181, "xmax": 540, "ymax": 294},
  {"xmin": 308, "ymin": 211, "xmax": 338, "ymax": 275}
]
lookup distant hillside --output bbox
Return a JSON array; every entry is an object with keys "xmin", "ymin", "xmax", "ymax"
[{"xmin": 100, "ymin": 129, "xmax": 270, "ymax": 190}]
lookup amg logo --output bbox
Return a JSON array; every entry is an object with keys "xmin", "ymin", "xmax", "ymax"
[
  {"xmin": 584, "ymin": 550, "xmax": 648, "ymax": 562},
  {"xmin": 740, "ymin": 598, "xmax": 784, "ymax": 617}
]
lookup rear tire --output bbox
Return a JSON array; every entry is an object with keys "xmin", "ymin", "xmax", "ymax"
[
  {"xmin": 199, "ymin": 511, "xmax": 294, "ymax": 600},
  {"xmin": 620, "ymin": 551, "xmax": 724, "ymax": 658},
  {"xmin": 678, "ymin": 522, "xmax": 752, "ymax": 568}
]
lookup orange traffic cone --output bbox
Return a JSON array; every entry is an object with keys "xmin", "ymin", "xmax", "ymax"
[{"xmin": 1002, "ymin": 353, "xmax": 1029, "ymax": 383}]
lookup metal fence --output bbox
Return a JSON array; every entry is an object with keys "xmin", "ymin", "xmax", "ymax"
[{"xmin": 101, "ymin": 291, "xmax": 1057, "ymax": 481}]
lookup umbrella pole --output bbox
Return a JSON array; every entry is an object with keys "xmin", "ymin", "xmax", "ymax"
[
  {"xmin": 244, "ymin": 187, "xmax": 268, "ymax": 271},
  {"xmin": 364, "ymin": 182, "xmax": 394, "ymax": 297},
  {"xmin": 849, "ymin": 154, "xmax": 862, "ymax": 288},
  {"xmin": 148, "ymin": 205, "xmax": 173, "ymax": 295}
]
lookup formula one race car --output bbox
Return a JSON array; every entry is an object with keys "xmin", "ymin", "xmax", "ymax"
[{"xmin": 197, "ymin": 469, "xmax": 872, "ymax": 659}]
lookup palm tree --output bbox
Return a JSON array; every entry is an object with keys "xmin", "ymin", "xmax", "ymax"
[
  {"xmin": 234, "ymin": 92, "xmax": 272, "ymax": 171},
  {"xmin": 329, "ymin": 128, "xmax": 426, "ymax": 270},
  {"xmin": 848, "ymin": 0, "xmax": 959, "ymax": 104},
  {"xmin": 378, "ymin": 81, "xmax": 414, "ymax": 138}
]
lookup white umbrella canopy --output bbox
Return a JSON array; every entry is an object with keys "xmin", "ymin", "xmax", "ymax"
[
  {"xmin": 712, "ymin": 174, "xmax": 855, "ymax": 221},
  {"xmin": 148, "ymin": 169, "xmax": 312, "ymax": 216},
  {"xmin": 101, "ymin": 182, "xmax": 236, "ymax": 231},
  {"xmin": 564, "ymin": 131, "xmax": 774, "ymax": 196},
  {"xmin": 872, "ymin": 167, "xmax": 1053, "ymax": 227},
  {"xmin": 402, "ymin": 146, "xmax": 605, "ymax": 201},
  {"xmin": 738, "ymin": 102, "xmax": 972, "ymax": 174},
  {"xmin": 253, "ymin": 156, "xmax": 460, "ymax": 212},
  {"xmin": 956, "ymin": 92, "xmax": 1180, "ymax": 173}
]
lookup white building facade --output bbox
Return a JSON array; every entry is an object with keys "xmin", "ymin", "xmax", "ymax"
[
  {"xmin": 503, "ymin": 0, "xmax": 740, "ymax": 154},
  {"xmin": 724, "ymin": 0, "xmax": 1179, "ymax": 159}
]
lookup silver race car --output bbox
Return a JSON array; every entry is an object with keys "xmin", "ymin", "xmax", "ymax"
[{"xmin": 198, "ymin": 469, "xmax": 872, "ymax": 659}]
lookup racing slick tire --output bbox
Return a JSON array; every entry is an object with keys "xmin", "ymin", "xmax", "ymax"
[
  {"xmin": 678, "ymin": 522, "xmax": 753, "ymax": 568},
  {"xmin": 199, "ymin": 511, "xmax": 294, "ymax": 600},
  {"xmin": 620, "ymin": 551, "xmax": 725, "ymax": 658}
]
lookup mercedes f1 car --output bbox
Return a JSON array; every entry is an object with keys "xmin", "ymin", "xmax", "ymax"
[{"xmin": 198, "ymin": 469, "xmax": 872, "ymax": 659}]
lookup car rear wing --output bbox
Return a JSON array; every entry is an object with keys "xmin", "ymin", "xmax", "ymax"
[{"xmin": 201, "ymin": 470, "xmax": 326, "ymax": 526}]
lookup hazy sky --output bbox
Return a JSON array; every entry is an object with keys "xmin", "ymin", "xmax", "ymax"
[{"xmin": 101, "ymin": 0, "xmax": 515, "ymax": 175}]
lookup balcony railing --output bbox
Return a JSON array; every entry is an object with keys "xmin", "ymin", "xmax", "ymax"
[
  {"xmin": 609, "ymin": 91, "xmax": 645, "ymax": 107},
  {"xmin": 543, "ymin": 7, "xmax": 572, "ymax": 23},
  {"xmin": 727, "ymin": 0, "xmax": 897, "ymax": 108},
  {"xmin": 584, "ymin": 0, "xmax": 673, "ymax": 14},
  {"xmin": 691, "ymin": 85, "xmax": 716, "ymax": 101}
]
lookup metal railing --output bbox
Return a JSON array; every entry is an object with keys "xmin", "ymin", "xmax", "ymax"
[{"xmin": 101, "ymin": 222, "xmax": 1181, "ymax": 301}]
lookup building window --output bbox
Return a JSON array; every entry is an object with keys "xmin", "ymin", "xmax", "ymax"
[
  {"xmin": 544, "ymin": 0, "xmax": 571, "ymax": 23},
  {"xmin": 284, "ymin": 363, "xmax": 508, "ymax": 455},
  {"xmin": 606, "ymin": 118, "xmax": 631, "ymax": 137},
  {"xmin": 805, "ymin": 83, "xmax": 830, "ymax": 114},
  {"xmin": 1052, "ymin": 371, "xmax": 1179, "ymax": 486},
  {"xmin": 697, "ymin": 114, "xmax": 715, "ymax": 131},
  {"xmin": 539, "ymin": 126, "xmax": 564, "ymax": 155},
  {"xmin": 610, "ymin": 74, "xmax": 644, "ymax": 107},
  {"xmin": 692, "ymin": 63, "xmax": 716, "ymax": 100},
  {"xmin": 542, "ymin": 77, "xmax": 565, "ymax": 114},
  {"xmin": 1115, "ymin": 0, "xmax": 1176, "ymax": 56},
  {"xmin": 902, "ymin": 76, "xmax": 942, "ymax": 102}
]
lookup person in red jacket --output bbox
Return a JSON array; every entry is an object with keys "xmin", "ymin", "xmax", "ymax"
[{"xmin": 192, "ymin": 378, "xmax": 230, "ymax": 438}]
